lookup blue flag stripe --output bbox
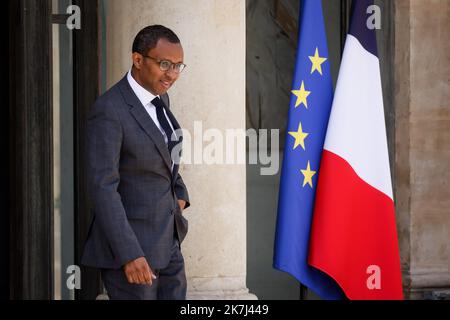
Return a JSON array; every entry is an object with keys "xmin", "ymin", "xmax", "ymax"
[{"xmin": 348, "ymin": 0, "xmax": 378, "ymax": 57}]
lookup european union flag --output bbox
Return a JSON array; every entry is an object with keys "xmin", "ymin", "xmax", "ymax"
[{"xmin": 273, "ymin": 0, "xmax": 343, "ymax": 299}]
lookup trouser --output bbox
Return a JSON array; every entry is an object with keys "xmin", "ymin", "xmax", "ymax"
[{"xmin": 101, "ymin": 237, "xmax": 186, "ymax": 300}]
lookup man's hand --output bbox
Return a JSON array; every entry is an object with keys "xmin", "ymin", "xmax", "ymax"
[
  {"xmin": 178, "ymin": 199, "xmax": 186, "ymax": 211},
  {"xmin": 123, "ymin": 257, "xmax": 156, "ymax": 285}
]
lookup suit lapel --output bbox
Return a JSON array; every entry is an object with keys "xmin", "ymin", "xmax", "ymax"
[{"xmin": 118, "ymin": 76, "xmax": 173, "ymax": 173}]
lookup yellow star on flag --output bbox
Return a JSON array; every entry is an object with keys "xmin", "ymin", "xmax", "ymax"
[
  {"xmin": 309, "ymin": 47, "xmax": 327, "ymax": 75},
  {"xmin": 301, "ymin": 161, "xmax": 316, "ymax": 188},
  {"xmin": 291, "ymin": 81, "xmax": 311, "ymax": 109},
  {"xmin": 288, "ymin": 123, "xmax": 309, "ymax": 150}
]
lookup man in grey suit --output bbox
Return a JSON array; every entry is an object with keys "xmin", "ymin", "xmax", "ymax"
[{"xmin": 81, "ymin": 25, "xmax": 190, "ymax": 300}]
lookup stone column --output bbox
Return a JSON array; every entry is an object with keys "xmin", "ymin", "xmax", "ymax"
[
  {"xmin": 395, "ymin": 0, "xmax": 450, "ymax": 299},
  {"xmin": 106, "ymin": 0, "xmax": 256, "ymax": 299}
]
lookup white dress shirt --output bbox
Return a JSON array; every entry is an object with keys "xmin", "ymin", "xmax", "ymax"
[{"xmin": 127, "ymin": 70, "xmax": 177, "ymax": 144}]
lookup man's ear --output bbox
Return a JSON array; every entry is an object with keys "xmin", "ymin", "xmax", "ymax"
[{"xmin": 132, "ymin": 52, "xmax": 143, "ymax": 70}]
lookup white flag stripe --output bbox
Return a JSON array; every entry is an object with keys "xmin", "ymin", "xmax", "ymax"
[{"xmin": 324, "ymin": 35, "xmax": 393, "ymax": 199}]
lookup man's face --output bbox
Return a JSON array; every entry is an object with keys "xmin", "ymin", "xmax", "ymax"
[{"xmin": 132, "ymin": 38, "xmax": 184, "ymax": 96}]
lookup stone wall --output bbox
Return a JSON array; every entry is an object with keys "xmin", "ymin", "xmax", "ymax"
[{"xmin": 395, "ymin": 0, "xmax": 450, "ymax": 299}]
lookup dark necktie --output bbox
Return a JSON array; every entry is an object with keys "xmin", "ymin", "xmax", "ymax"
[{"xmin": 151, "ymin": 97, "xmax": 179, "ymax": 156}]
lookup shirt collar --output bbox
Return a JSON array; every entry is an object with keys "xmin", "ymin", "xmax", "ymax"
[{"xmin": 127, "ymin": 70, "xmax": 159, "ymax": 107}]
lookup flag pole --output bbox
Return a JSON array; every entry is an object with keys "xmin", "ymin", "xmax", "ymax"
[{"xmin": 300, "ymin": 284, "xmax": 307, "ymax": 300}]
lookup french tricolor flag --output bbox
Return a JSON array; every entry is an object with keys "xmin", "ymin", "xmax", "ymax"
[{"xmin": 308, "ymin": 0, "xmax": 403, "ymax": 299}]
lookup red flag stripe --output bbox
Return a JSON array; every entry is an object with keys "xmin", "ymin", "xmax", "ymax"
[{"xmin": 309, "ymin": 150, "xmax": 403, "ymax": 299}]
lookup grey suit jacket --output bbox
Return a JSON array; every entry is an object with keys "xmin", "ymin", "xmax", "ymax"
[{"xmin": 81, "ymin": 75, "xmax": 190, "ymax": 270}]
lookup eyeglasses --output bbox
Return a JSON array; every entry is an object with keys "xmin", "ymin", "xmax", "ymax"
[{"xmin": 143, "ymin": 55, "xmax": 186, "ymax": 73}]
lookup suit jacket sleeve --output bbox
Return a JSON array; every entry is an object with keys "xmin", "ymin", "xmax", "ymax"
[
  {"xmin": 174, "ymin": 173, "xmax": 190, "ymax": 209},
  {"xmin": 87, "ymin": 98, "xmax": 145, "ymax": 266}
]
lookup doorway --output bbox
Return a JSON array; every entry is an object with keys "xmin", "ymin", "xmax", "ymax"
[
  {"xmin": 7, "ymin": 0, "xmax": 101, "ymax": 299},
  {"xmin": 245, "ymin": 0, "xmax": 394, "ymax": 300}
]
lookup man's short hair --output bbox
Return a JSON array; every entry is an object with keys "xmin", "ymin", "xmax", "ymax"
[{"xmin": 132, "ymin": 25, "xmax": 180, "ymax": 55}]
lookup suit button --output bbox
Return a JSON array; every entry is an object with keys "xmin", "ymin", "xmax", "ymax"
[{"xmin": 170, "ymin": 209, "xmax": 175, "ymax": 215}]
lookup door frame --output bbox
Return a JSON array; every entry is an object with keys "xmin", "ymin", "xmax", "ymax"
[{"xmin": 72, "ymin": 0, "xmax": 102, "ymax": 300}]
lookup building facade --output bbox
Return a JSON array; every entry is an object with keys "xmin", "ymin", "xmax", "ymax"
[{"xmin": 1, "ymin": 0, "xmax": 449, "ymax": 300}]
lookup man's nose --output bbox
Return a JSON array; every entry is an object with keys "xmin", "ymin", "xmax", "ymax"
[{"xmin": 164, "ymin": 67, "xmax": 178, "ymax": 79}]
